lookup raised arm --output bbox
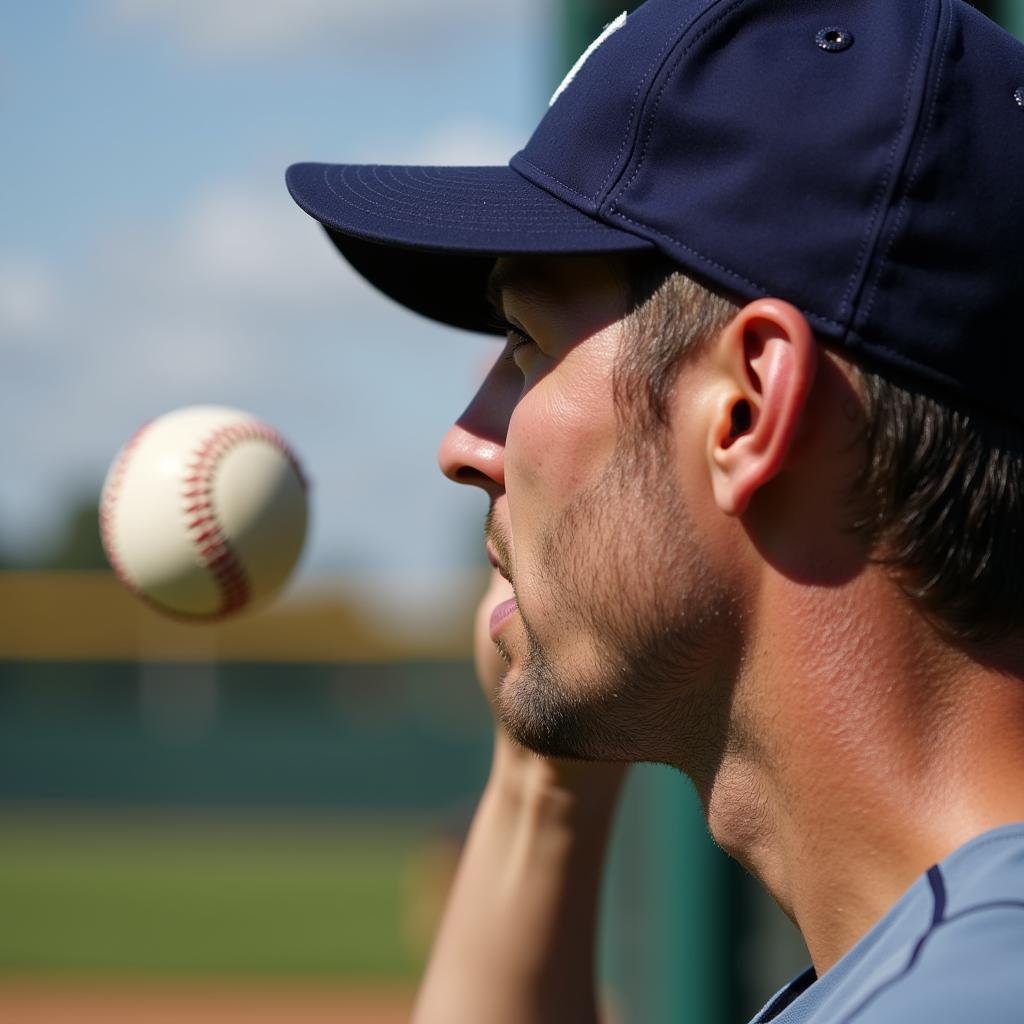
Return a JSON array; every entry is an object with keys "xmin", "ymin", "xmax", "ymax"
[{"xmin": 411, "ymin": 570, "xmax": 627, "ymax": 1024}]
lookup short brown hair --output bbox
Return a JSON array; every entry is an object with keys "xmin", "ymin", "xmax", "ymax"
[
  {"xmin": 849, "ymin": 370, "xmax": 1024, "ymax": 644},
  {"xmin": 617, "ymin": 256, "xmax": 1024, "ymax": 645},
  {"xmin": 614, "ymin": 254, "xmax": 736, "ymax": 429}
]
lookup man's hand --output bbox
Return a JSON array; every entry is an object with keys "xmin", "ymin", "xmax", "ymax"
[{"xmin": 410, "ymin": 569, "xmax": 628, "ymax": 1024}]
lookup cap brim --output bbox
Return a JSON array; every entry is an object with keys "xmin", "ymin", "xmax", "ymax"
[{"xmin": 286, "ymin": 162, "xmax": 653, "ymax": 334}]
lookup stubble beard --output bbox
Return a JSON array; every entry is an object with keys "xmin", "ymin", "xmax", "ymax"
[{"xmin": 493, "ymin": 430, "xmax": 739, "ymax": 769}]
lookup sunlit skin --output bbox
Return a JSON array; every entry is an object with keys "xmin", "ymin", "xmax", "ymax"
[
  {"xmin": 438, "ymin": 254, "xmax": 1024, "ymax": 975},
  {"xmin": 473, "ymin": 566, "xmax": 516, "ymax": 705},
  {"xmin": 445, "ymin": 257, "xmax": 740, "ymax": 767},
  {"xmin": 412, "ymin": 564, "xmax": 627, "ymax": 1024}
]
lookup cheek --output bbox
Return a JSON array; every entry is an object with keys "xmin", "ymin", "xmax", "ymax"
[{"xmin": 505, "ymin": 365, "xmax": 619, "ymax": 509}]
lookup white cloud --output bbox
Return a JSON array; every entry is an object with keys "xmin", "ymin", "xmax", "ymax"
[
  {"xmin": 95, "ymin": 182, "xmax": 367, "ymax": 311},
  {"xmin": 357, "ymin": 116, "xmax": 524, "ymax": 166},
  {"xmin": 103, "ymin": 0, "xmax": 538, "ymax": 58}
]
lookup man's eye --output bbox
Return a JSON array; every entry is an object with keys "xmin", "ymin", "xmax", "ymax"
[{"xmin": 503, "ymin": 325, "xmax": 535, "ymax": 364}]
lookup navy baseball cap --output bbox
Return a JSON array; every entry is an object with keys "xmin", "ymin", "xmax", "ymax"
[{"xmin": 287, "ymin": 0, "xmax": 1024, "ymax": 422}]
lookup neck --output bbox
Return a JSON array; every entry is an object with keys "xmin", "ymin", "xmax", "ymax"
[{"xmin": 692, "ymin": 567, "xmax": 1024, "ymax": 975}]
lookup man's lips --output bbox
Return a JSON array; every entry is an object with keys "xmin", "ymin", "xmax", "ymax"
[
  {"xmin": 489, "ymin": 597, "xmax": 518, "ymax": 641},
  {"xmin": 485, "ymin": 542, "xmax": 517, "ymax": 639}
]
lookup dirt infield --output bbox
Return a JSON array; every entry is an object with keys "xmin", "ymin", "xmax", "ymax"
[{"xmin": 0, "ymin": 983, "xmax": 415, "ymax": 1024}]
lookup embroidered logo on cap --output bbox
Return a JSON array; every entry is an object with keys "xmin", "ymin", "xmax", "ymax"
[{"xmin": 549, "ymin": 12, "xmax": 628, "ymax": 107}]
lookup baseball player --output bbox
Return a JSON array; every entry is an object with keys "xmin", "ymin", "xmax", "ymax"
[{"xmin": 287, "ymin": 0, "xmax": 1024, "ymax": 1020}]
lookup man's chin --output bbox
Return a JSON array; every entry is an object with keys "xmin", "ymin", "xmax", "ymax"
[
  {"xmin": 495, "ymin": 657, "xmax": 593, "ymax": 761},
  {"xmin": 500, "ymin": 712, "xmax": 583, "ymax": 761}
]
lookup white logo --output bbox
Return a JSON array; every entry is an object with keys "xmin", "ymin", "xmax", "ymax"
[{"xmin": 549, "ymin": 12, "xmax": 628, "ymax": 107}]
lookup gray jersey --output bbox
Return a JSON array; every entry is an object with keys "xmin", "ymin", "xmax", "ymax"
[{"xmin": 752, "ymin": 824, "xmax": 1024, "ymax": 1023}]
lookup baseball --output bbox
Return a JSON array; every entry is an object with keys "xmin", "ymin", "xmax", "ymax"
[{"xmin": 99, "ymin": 405, "xmax": 309, "ymax": 621}]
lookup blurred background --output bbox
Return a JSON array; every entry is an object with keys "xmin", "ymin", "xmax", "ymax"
[{"xmin": 3, "ymin": 2, "xmax": 1021, "ymax": 1022}]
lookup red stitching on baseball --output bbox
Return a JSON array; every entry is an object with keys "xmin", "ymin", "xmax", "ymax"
[
  {"xmin": 101, "ymin": 415, "xmax": 307, "ymax": 623},
  {"xmin": 183, "ymin": 420, "xmax": 307, "ymax": 621}
]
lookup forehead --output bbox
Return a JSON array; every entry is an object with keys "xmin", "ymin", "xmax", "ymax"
[
  {"xmin": 486, "ymin": 255, "xmax": 630, "ymax": 316},
  {"xmin": 486, "ymin": 258, "xmax": 547, "ymax": 316}
]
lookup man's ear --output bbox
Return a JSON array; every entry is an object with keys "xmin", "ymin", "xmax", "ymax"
[{"xmin": 707, "ymin": 299, "xmax": 817, "ymax": 517}]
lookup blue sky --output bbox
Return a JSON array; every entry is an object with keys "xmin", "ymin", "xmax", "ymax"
[{"xmin": 2, "ymin": 1, "xmax": 555, "ymax": 590}]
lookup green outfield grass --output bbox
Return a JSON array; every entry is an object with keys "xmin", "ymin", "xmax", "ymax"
[{"xmin": 0, "ymin": 812, "xmax": 440, "ymax": 979}]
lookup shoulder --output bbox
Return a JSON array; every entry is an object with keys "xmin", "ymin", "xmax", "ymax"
[
  {"xmin": 848, "ymin": 828, "xmax": 1024, "ymax": 1022},
  {"xmin": 845, "ymin": 901, "xmax": 1024, "ymax": 1022},
  {"xmin": 761, "ymin": 829, "xmax": 1024, "ymax": 1024}
]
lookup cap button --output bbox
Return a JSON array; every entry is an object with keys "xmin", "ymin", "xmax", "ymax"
[{"xmin": 816, "ymin": 27, "xmax": 854, "ymax": 53}]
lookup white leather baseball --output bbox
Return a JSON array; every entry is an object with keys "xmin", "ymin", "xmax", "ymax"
[{"xmin": 100, "ymin": 405, "xmax": 309, "ymax": 621}]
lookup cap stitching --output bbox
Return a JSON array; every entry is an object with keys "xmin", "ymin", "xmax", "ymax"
[
  {"xmin": 609, "ymin": 206, "xmax": 846, "ymax": 332},
  {"xmin": 321, "ymin": 167, "xmax": 611, "ymax": 232},
  {"xmin": 356, "ymin": 166, "xmax": 555, "ymax": 213},
  {"xmin": 839, "ymin": 0, "xmax": 936, "ymax": 329},
  {"xmin": 858, "ymin": 0, "xmax": 950, "ymax": 328},
  {"xmin": 380, "ymin": 166, "xmax": 558, "ymax": 198},
  {"xmin": 609, "ymin": 0, "xmax": 935, "ymax": 342},
  {"xmin": 371, "ymin": 167, "xmax": 556, "ymax": 207},
  {"xmin": 606, "ymin": 0, "xmax": 752, "ymax": 209},
  {"xmin": 592, "ymin": 12, "xmax": 687, "ymax": 201},
  {"xmin": 373, "ymin": 167, "xmax": 568, "ymax": 210},
  {"xmin": 513, "ymin": 154, "xmax": 605, "ymax": 208},
  {"xmin": 328, "ymin": 167, "xmax": 581, "ymax": 213}
]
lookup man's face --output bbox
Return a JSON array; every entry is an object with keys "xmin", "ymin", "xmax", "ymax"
[{"xmin": 438, "ymin": 255, "xmax": 737, "ymax": 765}]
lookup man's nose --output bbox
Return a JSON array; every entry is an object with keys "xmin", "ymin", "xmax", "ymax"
[
  {"xmin": 437, "ymin": 359, "xmax": 519, "ymax": 498},
  {"xmin": 437, "ymin": 419, "xmax": 504, "ymax": 495}
]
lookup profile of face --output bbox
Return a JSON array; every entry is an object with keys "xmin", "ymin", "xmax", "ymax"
[{"xmin": 440, "ymin": 255, "xmax": 738, "ymax": 768}]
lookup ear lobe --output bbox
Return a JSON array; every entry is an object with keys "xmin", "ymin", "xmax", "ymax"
[{"xmin": 709, "ymin": 299, "xmax": 817, "ymax": 517}]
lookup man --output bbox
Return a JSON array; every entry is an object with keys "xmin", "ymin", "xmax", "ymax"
[{"xmin": 287, "ymin": 0, "xmax": 1024, "ymax": 1020}]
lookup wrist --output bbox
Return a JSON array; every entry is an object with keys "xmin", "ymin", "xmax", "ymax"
[{"xmin": 488, "ymin": 731, "xmax": 628, "ymax": 816}]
